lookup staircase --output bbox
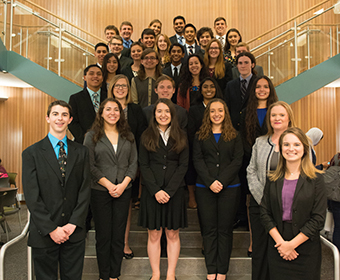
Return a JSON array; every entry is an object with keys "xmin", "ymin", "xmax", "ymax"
[{"xmin": 82, "ymin": 207, "xmax": 251, "ymax": 280}]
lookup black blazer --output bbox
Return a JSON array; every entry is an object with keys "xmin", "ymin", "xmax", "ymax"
[
  {"xmin": 183, "ymin": 44, "xmax": 204, "ymax": 62},
  {"xmin": 213, "ymin": 62, "xmax": 233, "ymax": 92},
  {"xmin": 139, "ymin": 138, "xmax": 189, "ymax": 197},
  {"xmin": 121, "ymin": 63, "xmax": 135, "ymax": 84},
  {"xmin": 127, "ymin": 103, "xmax": 148, "ymax": 148},
  {"xmin": 68, "ymin": 88, "xmax": 107, "ymax": 143},
  {"xmin": 119, "ymin": 56, "xmax": 133, "ymax": 71},
  {"xmin": 162, "ymin": 65, "xmax": 183, "ymax": 103},
  {"xmin": 143, "ymin": 103, "xmax": 188, "ymax": 131},
  {"xmin": 223, "ymin": 75, "xmax": 257, "ymax": 130},
  {"xmin": 193, "ymin": 133, "xmax": 243, "ymax": 188},
  {"xmin": 169, "ymin": 35, "xmax": 180, "ymax": 45},
  {"xmin": 187, "ymin": 103, "xmax": 205, "ymax": 145},
  {"xmin": 22, "ymin": 137, "xmax": 91, "ymax": 248},
  {"xmin": 260, "ymin": 174, "xmax": 327, "ymax": 241}
]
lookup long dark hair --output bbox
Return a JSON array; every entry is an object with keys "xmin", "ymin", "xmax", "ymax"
[
  {"xmin": 244, "ymin": 76, "xmax": 278, "ymax": 145},
  {"xmin": 223, "ymin": 28, "xmax": 242, "ymax": 54},
  {"xmin": 137, "ymin": 49, "xmax": 162, "ymax": 80},
  {"xmin": 179, "ymin": 54, "xmax": 208, "ymax": 98},
  {"xmin": 197, "ymin": 98, "xmax": 237, "ymax": 142},
  {"xmin": 141, "ymin": 99, "xmax": 187, "ymax": 153},
  {"xmin": 91, "ymin": 98, "xmax": 134, "ymax": 144},
  {"xmin": 197, "ymin": 77, "xmax": 223, "ymax": 103},
  {"xmin": 102, "ymin": 53, "xmax": 121, "ymax": 83}
]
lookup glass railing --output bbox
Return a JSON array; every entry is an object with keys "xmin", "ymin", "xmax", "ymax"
[
  {"xmin": 1, "ymin": 0, "xmax": 102, "ymax": 86},
  {"xmin": 248, "ymin": 3, "xmax": 339, "ymax": 86}
]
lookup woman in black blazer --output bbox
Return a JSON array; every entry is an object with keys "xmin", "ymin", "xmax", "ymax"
[
  {"xmin": 203, "ymin": 39, "xmax": 233, "ymax": 92},
  {"xmin": 260, "ymin": 127, "xmax": 327, "ymax": 280},
  {"xmin": 84, "ymin": 98, "xmax": 138, "ymax": 280},
  {"xmin": 139, "ymin": 98, "xmax": 189, "ymax": 280},
  {"xmin": 108, "ymin": 74, "xmax": 148, "ymax": 259},
  {"xmin": 193, "ymin": 98, "xmax": 243, "ymax": 280}
]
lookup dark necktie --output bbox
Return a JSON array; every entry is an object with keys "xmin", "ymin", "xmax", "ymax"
[
  {"xmin": 58, "ymin": 141, "xmax": 67, "ymax": 179},
  {"xmin": 173, "ymin": 67, "xmax": 178, "ymax": 78},
  {"xmin": 240, "ymin": 79, "xmax": 247, "ymax": 100},
  {"xmin": 188, "ymin": 45, "xmax": 194, "ymax": 55},
  {"xmin": 92, "ymin": 92, "xmax": 99, "ymax": 113}
]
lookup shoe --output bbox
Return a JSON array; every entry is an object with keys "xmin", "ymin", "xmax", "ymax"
[
  {"xmin": 247, "ymin": 250, "xmax": 252, "ymax": 257},
  {"xmin": 124, "ymin": 250, "xmax": 134, "ymax": 259}
]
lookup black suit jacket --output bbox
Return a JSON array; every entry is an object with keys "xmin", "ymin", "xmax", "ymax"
[
  {"xmin": 193, "ymin": 133, "xmax": 243, "ymax": 188},
  {"xmin": 127, "ymin": 103, "xmax": 148, "ymax": 148},
  {"xmin": 119, "ymin": 56, "xmax": 133, "ymax": 71},
  {"xmin": 223, "ymin": 75, "xmax": 257, "ymax": 130},
  {"xmin": 261, "ymin": 174, "xmax": 327, "ymax": 241},
  {"xmin": 143, "ymin": 103, "xmax": 188, "ymax": 130},
  {"xmin": 213, "ymin": 62, "xmax": 233, "ymax": 92},
  {"xmin": 22, "ymin": 137, "xmax": 90, "ymax": 248},
  {"xmin": 121, "ymin": 63, "xmax": 134, "ymax": 84},
  {"xmin": 139, "ymin": 138, "xmax": 189, "ymax": 197},
  {"xmin": 68, "ymin": 88, "xmax": 107, "ymax": 143},
  {"xmin": 169, "ymin": 35, "xmax": 179, "ymax": 45},
  {"xmin": 187, "ymin": 103, "xmax": 205, "ymax": 145},
  {"xmin": 183, "ymin": 44, "xmax": 204, "ymax": 62},
  {"xmin": 162, "ymin": 65, "xmax": 183, "ymax": 103}
]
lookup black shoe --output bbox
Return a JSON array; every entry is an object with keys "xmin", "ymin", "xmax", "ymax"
[
  {"xmin": 124, "ymin": 251, "xmax": 134, "ymax": 259},
  {"xmin": 247, "ymin": 250, "xmax": 252, "ymax": 257}
]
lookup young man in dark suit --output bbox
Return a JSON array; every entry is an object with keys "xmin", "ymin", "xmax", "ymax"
[
  {"xmin": 169, "ymin": 15, "xmax": 186, "ymax": 46},
  {"xmin": 183, "ymin": 23, "xmax": 204, "ymax": 61},
  {"xmin": 94, "ymin": 42, "xmax": 109, "ymax": 68},
  {"xmin": 109, "ymin": 35, "xmax": 133, "ymax": 70},
  {"xmin": 22, "ymin": 100, "xmax": 90, "ymax": 280},
  {"xmin": 69, "ymin": 64, "xmax": 106, "ymax": 144}
]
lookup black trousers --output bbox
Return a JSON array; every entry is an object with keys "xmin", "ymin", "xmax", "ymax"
[
  {"xmin": 249, "ymin": 195, "xmax": 270, "ymax": 280},
  {"xmin": 32, "ymin": 239, "xmax": 85, "ymax": 280},
  {"xmin": 91, "ymin": 188, "xmax": 131, "ymax": 280},
  {"xmin": 196, "ymin": 186, "xmax": 240, "ymax": 274}
]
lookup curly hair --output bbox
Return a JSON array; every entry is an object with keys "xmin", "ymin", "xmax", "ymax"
[
  {"xmin": 179, "ymin": 54, "xmax": 209, "ymax": 98},
  {"xmin": 141, "ymin": 98, "xmax": 187, "ymax": 153},
  {"xmin": 90, "ymin": 98, "xmax": 134, "ymax": 144},
  {"xmin": 197, "ymin": 98, "xmax": 237, "ymax": 142},
  {"xmin": 244, "ymin": 76, "xmax": 278, "ymax": 145}
]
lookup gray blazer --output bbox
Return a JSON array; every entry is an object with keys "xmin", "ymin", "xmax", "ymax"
[{"xmin": 84, "ymin": 130, "xmax": 138, "ymax": 191}]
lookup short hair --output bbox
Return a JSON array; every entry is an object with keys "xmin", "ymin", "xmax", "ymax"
[
  {"xmin": 266, "ymin": 101, "xmax": 296, "ymax": 135},
  {"xmin": 155, "ymin": 75, "xmax": 175, "ymax": 89},
  {"xmin": 104, "ymin": 25, "xmax": 119, "ymax": 36},
  {"xmin": 47, "ymin": 100, "xmax": 72, "ymax": 116},
  {"xmin": 214, "ymin": 17, "xmax": 227, "ymax": 25},
  {"xmin": 95, "ymin": 42, "xmax": 109, "ymax": 52},
  {"xmin": 109, "ymin": 35, "xmax": 123, "ymax": 44},
  {"xmin": 173, "ymin": 16, "xmax": 186, "ymax": 25},
  {"xmin": 120, "ymin": 21, "xmax": 133, "ymax": 30},
  {"xmin": 197, "ymin": 27, "xmax": 214, "ymax": 42},
  {"xmin": 184, "ymin": 23, "xmax": 196, "ymax": 33},
  {"xmin": 141, "ymin": 28, "xmax": 155, "ymax": 38},
  {"xmin": 236, "ymin": 42, "xmax": 250, "ymax": 51},
  {"xmin": 169, "ymin": 43, "xmax": 184, "ymax": 53},
  {"xmin": 84, "ymin": 64, "xmax": 102, "ymax": 76}
]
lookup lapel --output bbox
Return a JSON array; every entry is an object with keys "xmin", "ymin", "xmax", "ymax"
[
  {"xmin": 292, "ymin": 176, "xmax": 305, "ymax": 206},
  {"xmin": 208, "ymin": 133, "xmax": 219, "ymax": 150},
  {"xmin": 99, "ymin": 134, "xmax": 117, "ymax": 160},
  {"xmin": 159, "ymin": 136, "xmax": 171, "ymax": 151},
  {"xmin": 276, "ymin": 177, "xmax": 284, "ymax": 216},
  {"xmin": 41, "ymin": 137, "xmax": 63, "ymax": 183},
  {"xmin": 65, "ymin": 139, "xmax": 78, "ymax": 184},
  {"xmin": 116, "ymin": 134, "xmax": 126, "ymax": 158},
  {"xmin": 82, "ymin": 88, "xmax": 96, "ymax": 119}
]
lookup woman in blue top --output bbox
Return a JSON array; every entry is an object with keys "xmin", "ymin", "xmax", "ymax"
[{"xmin": 193, "ymin": 98, "xmax": 243, "ymax": 280}]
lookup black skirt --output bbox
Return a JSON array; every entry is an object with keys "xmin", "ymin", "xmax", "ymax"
[
  {"xmin": 268, "ymin": 222, "xmax": 321, "ymax": 280},
  {"xmin": 138, "ymin": 186, "xmax": 188, "ymax": 230}
]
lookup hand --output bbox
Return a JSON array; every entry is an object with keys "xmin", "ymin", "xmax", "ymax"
[
  {"xmin": 322, "ymin": 161, "xmax": 330, "ymax": 169},
  {"xmin": 275, "ymin": 241, "xmax": 299, "ymax": 261},
  {"xmin": 110, "ymin": 183, "xmax": 126, "ymax": 198},
  {"xmin": 62, "ymin": 223, "xmax": 76, "ymax": 237},
  {"xmin": 155, "ymin": 190, "xmax": 170, "ymax": 204},
  {"xmin": 49, "ymin": 227, "xmax": 69, "ymax": 244},
  {"xmin": 209, "ymin": 180, "xmax": 223, "ymax": 193},
  {"xmin": 107, "ymin": 182, "xmax": 117, "ymax": 197}
]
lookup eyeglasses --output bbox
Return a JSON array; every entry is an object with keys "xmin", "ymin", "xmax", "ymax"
[
  {"xmin": 114, "ymin": 84, "xmax": 127, "ymax": 89},
  {"xmin": 143, "ymin": 57, "xmax": 157, "ymax": 61}
]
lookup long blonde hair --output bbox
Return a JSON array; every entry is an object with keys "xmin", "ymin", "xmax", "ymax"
[
  {"xmin": 269, "ymin": 127, "xmax": 322, "ymax": 181},
  {"xmin": 108, "ymin": 74, "xmax": 132, "ymax": 105},
  {"xmin": 155, "ymin": 34, "xmax": 171, "ymax": 65},
  {"xmin": 203, "ymin": 38, "xmax": 225, "ymax": 79}
]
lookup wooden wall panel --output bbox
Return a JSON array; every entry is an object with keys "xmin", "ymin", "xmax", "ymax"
[{"xmin": 0, "ymin": 86, "xmax": 55, "ymax": 194}]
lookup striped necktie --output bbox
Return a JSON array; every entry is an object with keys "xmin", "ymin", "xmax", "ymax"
[
  {"xmin": 188, "ymin": 45, "xmax": 194, "ymax": 55},
  {"xmin": 92, "ymin": 92, "xmax": 99, "ymax": 113},
  {"xmin": 240, "ymin": 79, "xmax": 247, "ymax": 100}
]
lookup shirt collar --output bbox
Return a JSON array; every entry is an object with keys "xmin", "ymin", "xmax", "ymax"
[
  {"xmin": 171, "ymin": 63, "xmax": 182, "ymax": 71},
  {"xmin": 48, "ymin": 132, "xmax": 67, "ymax": 149},
  {"xmin": 240, "ymin": 73, "xmax": 253, "ymax": 84},
  {"xmin": 87, "ymin": 87, "xmax": 101, "ymax": 98}
]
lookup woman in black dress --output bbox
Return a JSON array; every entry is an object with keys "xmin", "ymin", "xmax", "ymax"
[
  {"xmin": 193, "ymin": 98, "xmax": 243, "ymax": 280},
  {"xmin": 139, "ymin": 98, "xmax": 189, "ymax": 280},
  {"xmin": 261, "ymin": 127, "xmax": 327, "ymax": 280}
]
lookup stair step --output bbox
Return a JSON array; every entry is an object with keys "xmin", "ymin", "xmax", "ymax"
[
  {"xmin": 82, "ymin": 274, "xmax": 251, "ymax": 280},
  {"xmin": 83, "ymin": 254, "xmax": 251, "ymax": 276},
  {"xmin": 86, "ymin": 230, "xmax": 250, "ymax": 249}
]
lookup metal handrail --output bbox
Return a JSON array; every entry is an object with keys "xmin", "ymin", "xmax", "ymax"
[
  {"xmin": 0, "ymin": 211, "xmax": 30, "ymax": 280},
  {"xmin": 320, "ymin": 235, "xmax": 340, "ymax": 280}
]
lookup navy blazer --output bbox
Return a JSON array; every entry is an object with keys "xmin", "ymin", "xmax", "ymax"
[
  {"xmin": 223, "ymin": 75, "xmax": 257, "ymax": 130},
  {"xmin": 69, "ymin": 88, "xmax": 107, "ymax": 143},
  {"xmin": 193, "ymin": 133, "xmax": 243, "ymax": 188},
  {"xmin": 139, "ymin": 138, "xmax": 189, "ymax": 198},
  {"xmin": 22, "ymin": 137, "xmax": 90, "ymax": 248},
  {"xmin": 260, "ymin": 174, "xmax": 327, "ymax": 241}
]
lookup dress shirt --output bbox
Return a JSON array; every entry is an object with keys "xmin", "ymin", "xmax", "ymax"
[
  {"xmin": 122, "ymin": 38, "xmax": 133, "ymax": 49},
  {"xmin": 87, "ymin": 87, "xmax": 101, "ymax": 108},
  {"xmin": 171, "ymin": 63, "xmax": 182, "ymax": 76},
  {"xmin": 176, "ymin": 34, "xmax": 185, "ymax": 45},
  {"xmin": 48, "ymin": 132, "xmax": 68, "ymax": 158},
  {"xmin": 186, "ymin": 43, "xmax": 196, "ymax": 55},
  {"xmin": 239, "ymin": 73, "xmax": 253, "ymax": 89},
  {"xmin": 158, "ymin": 126, "xmax": 171, "ymax": 146},
  {"xmin": 215, "ymin": 35, "xmax": 226, "ymax": 47}
]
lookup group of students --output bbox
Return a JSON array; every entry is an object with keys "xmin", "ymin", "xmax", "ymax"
[{"xmin": 21, "ymin": 14, "xmax": 329, "ymax": 280}]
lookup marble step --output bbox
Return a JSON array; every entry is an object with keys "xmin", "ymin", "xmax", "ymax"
[{"xmin": 82, "ymin": 274, "xmax": 251, "ymax": 280}]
